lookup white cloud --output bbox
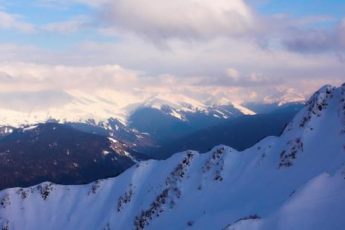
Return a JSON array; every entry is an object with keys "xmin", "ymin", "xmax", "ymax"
[
  {"xmin": 226, "ymin": 68, "xmax": 241, "ymax": 80},
  {"xmin": 0, "ymin": 10, "xmax": 35, "ymax": 33},
  {"xmin": 42, "ymin": 16, "xmax": 90, "ymax": 33},
  {"xmin": 0, "ymin": 60, "xmax": 342, "ymax": 125},
  {"xmin": 0, "ymin": 63, "xmax": 140, "ymax": 92},
  {"xmin": 97, "ymin": 0, "xmax": 257, "ymax": 41},
  {"xmin": 0, "ymin": 90, "xmax": 71, "ymax": 111},
  {"xmin": 0, "ymin": 61, "xmax": 341, "ymax": 105}
]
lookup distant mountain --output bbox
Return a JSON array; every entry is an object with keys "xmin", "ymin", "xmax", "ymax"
[
  {"xmin": 67, "ymin": 118, "xmax": 155, "ymax": 152},
  {"xmin": 0, "ymin": 95, "xmax": 267, "ymax": 152},
  {"xmin": 0, "ymin": 93, "xmax": 256, "ymax": 128},
  {"xmin": 0, "ymin": 102, "xmax": 304, "ymax": 190},
  {"xmin": 0, "ymin": 89, "xmax": 302, "ymax": 152},
  {"xmin": 0, "ymin": 84, "xmax": 344, "ymax": 230},
  {"xmin": 128, "ymin": 103, "xmax": 256, "ymax": 143},
  {"xmin": 0, "ymin": 123, "xmax": 145, "ymax": 190},
  {"xmin": 0, "ymin": 126, "xmax": 14, "ymax": 139},
  {"xmin": 244, "ymin": 102, "xmax": 303, "ymax": 114},
  {"xmin": 155, "ymin": 103, "xmax": 304, "ymax": 158}
]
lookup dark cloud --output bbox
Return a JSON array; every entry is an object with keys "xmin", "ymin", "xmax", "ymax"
[{"xmin": 282, "ymin": 20, "xmax": 345, "ymax": 54}]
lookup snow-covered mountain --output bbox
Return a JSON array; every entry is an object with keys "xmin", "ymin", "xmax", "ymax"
[
  {"xmin": 0, "ymin": 92, "xmax": 257, "ymax": 128},
  {"xmin": 67, "ymin": 118, "xmax": 155, "ymax": 152},
  {"xmin": 0, "ymin": 93, "xmax": 262, "ymax": 158},
  {"xmin": 139, "ymin": 96, "xmax": 256, "ymax": 121},
  {"xmin": 155, "ymin": 102, "xmax": 303, "ymax": 157},
  {"xmin": 1, "ymin": 84, "xmax": 344, "ymax": 230},
  {"xmin": 127, "ymin": 104, "xmax": 248, "ymax": 143},
  {"xmin": 0, "ymin": 91, "xmax": 291, "ymax": 156}
]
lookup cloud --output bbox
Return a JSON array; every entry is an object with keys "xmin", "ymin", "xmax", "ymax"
[
  {"xmin": 96, "ymin": 0, "xmax": 257, "ymax": 41},
  {"xmin": 282, "ymin": 18, "xmax": 345, "ymax": 54},
  {"xmin": 42, "ymin": 16, "xmax": 90, "ymax": 33},
  {"xmin": 0, "ymin": 60, "xmax": 342, "ymax": 125},
  {"xmin": 0, "ymin": 63, "xmax": 140, "ymax": 92},
  {"xmin": 0, "ymin": 33, "xmax": 344, "ymax": 87},
  {"xmin": 0, "ymin": 10, "xmax": 35, "ymax": 33},
  {"xmin": 0, "ymin": 0, "xmax": 344, "ymax": 123},
  {"xmin": 198, "ymin": 68, "xmax": 282, "ymax": 87},
  {"xmin": 0, "ymin": 62, "xmax": 341, "ymax": 104},
  {"xmin": 0, "ymin": 90, "xmax": 72, "ymax": 111}
]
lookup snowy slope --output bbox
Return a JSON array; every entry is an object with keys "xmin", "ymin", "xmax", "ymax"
[{"xmin": 1, "ymin": 84, "xmax": 345, "ymax": 230}]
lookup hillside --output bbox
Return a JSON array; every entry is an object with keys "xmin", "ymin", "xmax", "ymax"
[{"xmin": 0, "ymin": 123, "xmax": 141, "ymax": 190}]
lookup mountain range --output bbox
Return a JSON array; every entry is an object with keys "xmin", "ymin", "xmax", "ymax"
[
  {"xmin": 0, "ymin": 92, "xmax": 259, "ymax": 128},
  {"xmin": 0, "ymin": 101, "xmax": 303, "ymax": 190},
  {"xmin": 0, "ymin": 84, "xmax": 344, "ymax": 229}
]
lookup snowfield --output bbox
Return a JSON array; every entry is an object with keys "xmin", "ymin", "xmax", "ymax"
[{"xmin": 1, "ymin": 84, "xmax": 345, "ymax": 230}]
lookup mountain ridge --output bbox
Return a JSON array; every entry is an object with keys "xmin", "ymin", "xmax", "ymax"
[{"xmin": 0, "ymin": 83, "xmax": 344, "ymax": 230}]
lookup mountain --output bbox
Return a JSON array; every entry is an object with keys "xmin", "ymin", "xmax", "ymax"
[
  {"xmin": 54, "ymin": 102, "xmax": 258, "ymax": 150},
  {"xmin": 0, "ymin": 95, "xmax": 264, "ymax": 154},
  {"xmin": 0, "ymin": 123, "xmax": 146, "ymax": 190},
  {"xmin": 155, "ymin": 103, "xmax": 304, "ymax": 158},
  {"xmin": 0, "ymin": 126, "xmax": 14, "ymax": 139},
  {"xmin": 244, "ymin": 102, "xmax": 303, "ymax": 114},
  {"xmin": 0, "ymin": 90, "xmax": 299, "ymax": 156},
  {"xmin": 0, "ymin": 92, "xmax": 256, "ymax": 128},
  {"xmin": 67, "ymin": 118, "xmax": 155, "ymax": 152},
  {"xmin": 0, "ymin": 103, "xmax": 300, "ymax": 191},
  {"xmin": 0, "ymin": 84, "xmax": 344, "ymax": 230},
  {"xmin": 127, "ymin": 103, "xmax": 253, "ymax": 143}
]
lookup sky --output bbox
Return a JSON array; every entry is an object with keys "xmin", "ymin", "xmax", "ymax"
[{"xmin": 0, "ymin": 0, "xmax": 344, "ymax": 122}]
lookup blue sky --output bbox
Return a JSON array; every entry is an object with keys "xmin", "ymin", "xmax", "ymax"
[
  {"xmin": 257, "ymin": 0, "xmax": 345, "ymax": 31},
  {"xmin": 258, "ymin": 0, "xmax": 345, "ymax": 17},
  {"xmin": 0, "ymin": 0, "xmax": 344, "ymax": 114},
  {"xmin": 0, "ymin": 1, "xmax": 96, "ymax": 48}
]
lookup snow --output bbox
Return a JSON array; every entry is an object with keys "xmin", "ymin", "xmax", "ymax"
[
  {"xmin": 215, "ymin": 109, "xmax": 229, "ymax": 118},
  {"xmin": 143, "ymin": 94, "xmax": 207, "ymax": 113},
  {"xmin": 169, "ymin": 109, "xmax": 184, "ymax": 120},
  {"xmin": 102, "ymin": 150, "xmax": 110, "ymax": 156},
  {"xmin": 0, "ymin": 84, "xmax": 344, "ymax": 230},
  {"xmin": 0, "ymin": 127, "xmax": 14, "ymax": 134},
  {"xmin": 123, "ymin": 151, "xmax": 139, "ymax": 163},
  {"xmin": 232, "ymin": 103, "xmax": 256, "ymax": 115},
  {"xmin": 108, "ymin": 137, "xmax": 118, "ymax": 143},
  {"xmin": 22, "ymin": 125, "xmax": 38, "ymax": 132}
]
